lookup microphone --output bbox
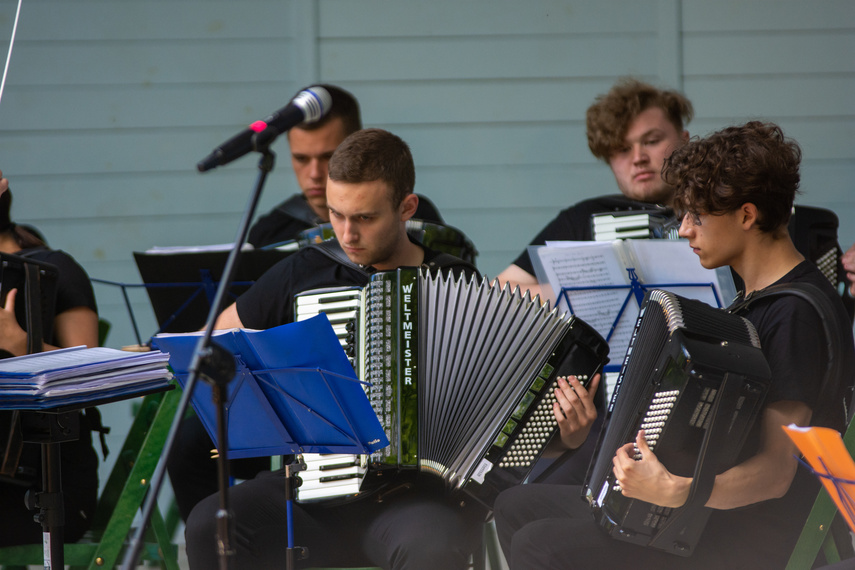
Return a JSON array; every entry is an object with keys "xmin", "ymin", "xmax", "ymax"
[{"xmin": 197, "ymin": 85, "xmax": 332, "ymax": 172}]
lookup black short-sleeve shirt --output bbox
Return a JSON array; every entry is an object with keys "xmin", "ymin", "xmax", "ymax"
[{"xmin": 698, "ymin": 260, "xmax": 855, "ymax": 563}]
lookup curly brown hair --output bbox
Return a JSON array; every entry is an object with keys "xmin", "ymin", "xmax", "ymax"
[
  {"xmin": 586, "ymin": 78, "xmax": 693, "ymax": 160},
  {"xmin": 328, "ymin": 128, "xmax": 415, "ymax": 208},
  {"xmin": 662, "ymin": 121, "xmax": 801, "ymax": 232}
]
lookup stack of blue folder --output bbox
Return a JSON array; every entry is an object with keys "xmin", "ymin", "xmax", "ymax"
[{"xmin": 0, "ymin": 346, "xmax": 173, "ymax": 409}]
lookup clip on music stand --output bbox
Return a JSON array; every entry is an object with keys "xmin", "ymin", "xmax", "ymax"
[
  {"xmin": 558, "ymin": 268, "xmax": 723, "ymax": 372},
  {"xmin": 150, "ymin": 316, "xmax": 388, "ymax": 569}
]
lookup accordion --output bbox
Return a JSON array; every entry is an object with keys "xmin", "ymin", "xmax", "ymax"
[
  {"xmin": 591, "ymin": 211, "xmax": 680, "ymax": 241},
  {"xmin": 583, "ymin": 289, "xmax": 771, "ymax": 556},
  {"xmin": 294, "ymin": 267, "xmax": 609, "ymax": 507}
]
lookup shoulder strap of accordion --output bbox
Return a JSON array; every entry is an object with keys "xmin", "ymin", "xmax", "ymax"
[
  {"xmin": 422, "ymin": 252, "xmax": 478, "ymax": 279},
  {"xmin": 729, "ymin": 282, "xmax": 848, "ymax": 424},
  {"xmin": 311, "ymin": 240, "xmax": 478, "ymax": 279},
  {"xmin": 309, "ymin": 239, "xmax": 374, "ymax": 276},
  {"xmin": 273, "ymin": 194, "xmax": 322, "ymax": 225}
]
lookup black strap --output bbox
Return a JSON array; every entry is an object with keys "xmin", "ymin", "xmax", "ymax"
[
  {"xmin": 83, "ymin": 407, "xmax": 111, "ymax": 459},
  {"xmin": 310, "ymin": 240, "xmax": 477, "ymax": 278},
  {"xmin": 274, "ymin": 194, "xmax": 322, "ymax": 226},
  {"xmin": 310, "ymin": 240, "xmax": 374, "ymax": 275},
  {"xmin": 729, "ymin": 282, "xmax": 848, "ymax": 424}
]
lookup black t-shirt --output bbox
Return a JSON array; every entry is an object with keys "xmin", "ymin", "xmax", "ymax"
[
  {"xmin": 697, "ymin": 260, "xmax": 855, "ymax": 566},
  {"xmin": 236, "ymin": 239, "xmax": 476, "ymax": 330},
  {"xmin": 512, "ymin": 194, "xmax": 671, "ymax": 275},
  {"xmin": 247, "ymin": 193, "xmax": 446, "ymax": 249}
]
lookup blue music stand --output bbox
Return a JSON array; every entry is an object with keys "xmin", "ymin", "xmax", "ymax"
[
  {"xmin": 558, "ymin": 268, "xmax": 724, "ymax": 372},
  {"xmin": 150, "ymin": 315, "xmax": 389, "ymax": 568}
]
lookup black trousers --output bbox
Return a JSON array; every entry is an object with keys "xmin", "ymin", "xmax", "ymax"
[
  {"xmin": 185, "ymin": 470, "xmax": 486, "ymax": 570},
  {"xmin": 493, "ymin": 483, "xmax": 797, "ymax": 570},
  {"xmin": 167, "ymin": 413, "xmax": 271, "ymax": 521}
]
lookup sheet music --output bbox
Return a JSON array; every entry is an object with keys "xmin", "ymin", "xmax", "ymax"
[
  {"xmin": 532, "ymin": 242, "xmax": 637, "ymax": 358},
  {"xmin": 622, "ymin": 240, "xmax": 735, "ymax": 307},
  {"xmin": 0, "ymin": 346, "xmax": 172, "ymax": 407},
  {"xmin": 530, "ymin": 239, "xmax": 736, "ymax": 366}
]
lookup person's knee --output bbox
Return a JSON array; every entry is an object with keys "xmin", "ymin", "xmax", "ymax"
[{"xmin": 184, "ymin": 493, "xmax": 219, "ymax": 564}]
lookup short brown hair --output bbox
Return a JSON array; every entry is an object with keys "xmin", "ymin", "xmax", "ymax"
[
  {"xmin": 662, "ymin": 121, "xmax": 801, "ymax": 232},
  {"xmin": 586, "ymin": 78, "xmax": 693, "ymax": 160},
  {"xmin": 328, "ymin": 128, "xmax": 415, "ymax": 207}
]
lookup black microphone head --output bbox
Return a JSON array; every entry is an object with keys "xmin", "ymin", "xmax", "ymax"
[{"xmin": 292, "ymin": 85, "xmax": 332, "ymax": 124}]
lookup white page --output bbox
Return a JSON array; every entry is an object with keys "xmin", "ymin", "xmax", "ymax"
[
  {"xmin": 532, "ymin": 239, "xmax": 737, "ymax": 367},
  {"xmin": 533, "ymin": 241, "xmax": 638, "ymax": 360},
  {"xmin": 624, "ymin": 240, "xmax": 734, "ymax": 308}
]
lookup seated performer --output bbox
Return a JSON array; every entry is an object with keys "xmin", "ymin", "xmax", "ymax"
[
  {"xmin": 493, "ymin": 121, "xmax": 855, "ymax": 569},
  {"xmin": 0, "ymin": 170, "xmax": 101, "ymax": 546},
  {"xmin": 498, "ymin": 78, "xmax": 693, "ymax": 484},
  {"xmin": 247, "ymin": 83, "xmax": 442, "ymax": 248},
  {"xmin": 168, "ymin": 84, "xmax": 446, "ymax": 521},
  {"xmin": 184, "ymin": 128, "xmax": 486, "ymax": 570},
  {"xmin": 496, "ymin": 77, "xmax": 692, "ymax": 297}
]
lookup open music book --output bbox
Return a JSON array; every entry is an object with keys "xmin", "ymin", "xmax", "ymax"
[
  {"xmin": 783, "ymin": 423, "xmax": 855, "ymax": 534},
  {"xmin": 150, "ymin": 315, "xmax": 389, "ymax": 459},
  {"xmin": 529, "ymin": 239, "xmax": 737, "ymax": 369}
]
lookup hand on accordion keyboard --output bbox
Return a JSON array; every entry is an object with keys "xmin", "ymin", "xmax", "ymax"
[
  {"xmin": 612, "ymin": 429, "xmax": 692, "ymax": 509},
  {"xmin": 552, "ymin": 373, "xmax": 601, "ymax": 451}
]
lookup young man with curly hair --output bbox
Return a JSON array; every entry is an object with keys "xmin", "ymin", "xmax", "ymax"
[
  {"xmin": 494, "ymin": 78, "xmax": 693, "ymax": 485},
  {"xmin": 492, "ymin": 121, "xmax": 855, "ymax": 569},
  {"xmin": 497, "ymin": 78, "xmax": 693, "ymax": 295}
]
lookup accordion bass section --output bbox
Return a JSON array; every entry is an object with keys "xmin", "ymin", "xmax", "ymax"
[
  {"xmin": 583, "ymin": 289, "xmax": 771, "ymax": 557},
  {"xmin": 294, "ymin": 268, "xmax": 610, "ymax": 507}
]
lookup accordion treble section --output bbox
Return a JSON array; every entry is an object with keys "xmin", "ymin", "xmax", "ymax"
[
  {"xmin": 295, "ymin": 267, "xmax": 610, "ymax": 507},
  {"xmin": 583, "ymin": 289, "xmax": 771, "ymax": 557}
]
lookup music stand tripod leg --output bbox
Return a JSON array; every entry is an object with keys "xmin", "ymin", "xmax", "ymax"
[
  {"xmin": 21, "ymin": 410, "xmax": 81, "ymax": 570},
  {"xmin": 284, "ymin": 461, "xmax": 308, "ymax": 570}
]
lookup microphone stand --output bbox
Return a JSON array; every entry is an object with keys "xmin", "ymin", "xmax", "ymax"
[{"xmin": 121, "ymin": 140, "xmax": 278, "ymax": 570}]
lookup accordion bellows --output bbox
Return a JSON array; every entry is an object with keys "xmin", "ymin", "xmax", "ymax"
[{"xmin": 295, "ymin": 267, "xmax": 610, "ymax": 507}]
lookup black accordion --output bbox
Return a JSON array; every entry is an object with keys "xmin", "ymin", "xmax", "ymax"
[
  {"xmin": 583, "ymin": 289, "xmax": 771, "ymax": 556},
  {"xmin": 294, "ymin": 267, "xmax": 609, "ymax": 507}
]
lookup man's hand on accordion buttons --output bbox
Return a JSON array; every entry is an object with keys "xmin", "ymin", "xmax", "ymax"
[
  {"xmin": 553, "ymin": 373, "xmax": 600, "ymax": 450},
  {"xmin": 612, "ymin": 429, "xmax": 691, "ymax": 509}
]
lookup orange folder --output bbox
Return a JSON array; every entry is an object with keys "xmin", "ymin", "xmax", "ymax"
[{"xmin": 783, "ymin": 423, "xmax": 855, "ymax": 533}]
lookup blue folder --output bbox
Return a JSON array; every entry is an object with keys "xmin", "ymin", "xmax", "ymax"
[{"xmin": 151, "ymin": 314, "xmax": 389, "ymax": 459}]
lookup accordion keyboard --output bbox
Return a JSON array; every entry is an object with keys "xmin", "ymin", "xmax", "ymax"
[{"xmin": 294, "ymin": 286, "xmax": 366, "ymax": 501}]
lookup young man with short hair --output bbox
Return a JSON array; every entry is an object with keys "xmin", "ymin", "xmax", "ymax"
[
  {"xmin": 247, "ymin": 84, "xmax": 443, "ymax": 248},
  {"xmin": 186, "ymin": 128, "xmax": 484, "ymax": 570}
]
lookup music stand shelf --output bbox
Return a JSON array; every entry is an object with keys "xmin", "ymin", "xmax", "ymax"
[
  {"xmin": 150, "ymin": 315, "xmax": 389, "ymax": 569},
  {"xmin": 558, "ymin": 268, "xmax": 723, "ymax": 372},
  {"xmin": 0, "ymin": 384, "xmax": 174, "ymax": 570}
]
